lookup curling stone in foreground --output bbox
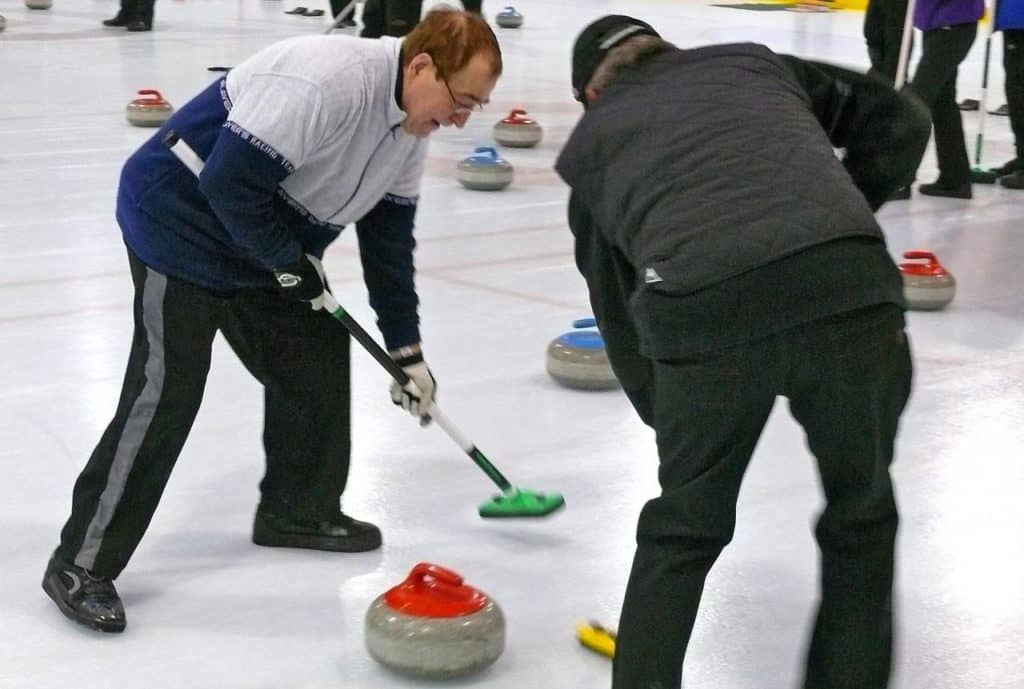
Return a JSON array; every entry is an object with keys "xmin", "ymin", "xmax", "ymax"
[
  {"xmin": 495, "ymin": 6, "xmax": 523, "ymax": 28},
  {"xmin": 26, "ymin": 0, "xmax": 53, "ymax": 9},
  {"xmin": 546, "ymin": 318, "xmax": 619, "ymax": 390},
  {"xmin": 494, "ymin": 108, "xmax": 542, "ymax": 148},
  {"xmin": 456, "ymin": 146, "xmax": 514, "ymax": 191},
  {"xmin": 126, "ymin": 89, "xmax": 174, "ymax": 127},
  {"xmin": 899, "ymin": 250, "xmax": 956, "ymax": 311},
  {"xmin": 365, "ymin": 563, "xmax": 505, "ymax": 679}
]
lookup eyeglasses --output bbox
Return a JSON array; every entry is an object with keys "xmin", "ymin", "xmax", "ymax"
[{"xmin": 439, "ymin": 71, "xmax": 484, "ymax": 115}]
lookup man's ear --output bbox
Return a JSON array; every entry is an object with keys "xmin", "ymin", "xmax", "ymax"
[
  {"xmin": 585, "ymin": 86, "xmax": 601, "ymax": 103},
  {"xmin": 407, "ymin": 52, "xmax": 434, "ymax": 76}
]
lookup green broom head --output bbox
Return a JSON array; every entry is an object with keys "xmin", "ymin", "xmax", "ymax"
[
  {"xmin": 478, "ymin": 488, "xmax": 565, "ymax": 518},
  {"xmin": 971, "ymin": 167, "xmax": 998, "ymax": 184}
]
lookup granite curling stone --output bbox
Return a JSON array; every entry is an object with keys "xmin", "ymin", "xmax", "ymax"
[
  {"xmin": 456, "ymin": 146, "xmax": 514, "ymax": 191},
  {"xmin": 899, "ymin": 250, "xmax": 956, "ymax": 311},
  {"xmin": 495, "ymin": 6, "xmax": 523, "ymax": 28},
  {"xmin": 494, "ymin": 108, "xmax": 542, "ymax": 148},
  {"xmin": 126, "ymin": 89, "xmax": 174, "ymax": 127},
  {"xmin": 365, "ymin": 562, "xmax": 505, "ymax": 679},
  {"xmin": 546, "ymin": 318, "xmax": 620, "ymax": 390}
]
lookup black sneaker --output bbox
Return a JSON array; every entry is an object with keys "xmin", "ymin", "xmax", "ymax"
[
  {"xmin": 253, "ymin": 510, "xmax": 382, "ymax": 552},
  {"xmin": 125, "ymin": 19, "xmax": 153, "ymax": 31},
  {"xmin": 42, "ymin": 554, "xmax": 126, "ymax": 633}
]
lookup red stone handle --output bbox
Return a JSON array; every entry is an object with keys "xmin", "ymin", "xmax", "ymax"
[
  {"xmin": 902, "ymin": 250, "xmax": 938, "ymax": 264},
  {"xmin": 135, "ymin": 89, "xmax": 167, "ymax": 104},
  {"xmin": 503, "ymin": 108, "xmax": 534, "ymax": 124},
  {"xmin": 407, "ymin": 562, "xmax": 464, "ymax": 588}
]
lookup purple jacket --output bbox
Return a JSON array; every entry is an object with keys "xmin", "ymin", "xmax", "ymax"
[{"xmin": 914, "ymin": 0, "xmax": 985, "ymax": 31}]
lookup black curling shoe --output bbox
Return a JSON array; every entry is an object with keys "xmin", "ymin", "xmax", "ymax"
[
  {"xmin": 42, "ymin": 554, "xmax": 126, "ymax": 633},
  {"xmin": 253, "ymin": 509, "xmax": 382, "ymax": 552}
]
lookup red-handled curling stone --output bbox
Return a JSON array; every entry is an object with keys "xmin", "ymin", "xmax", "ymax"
[
  {"xmin": 899, "ymin": 250, "xmax": 956, "ymax": 311},
  {"xmin": 494, "ymin": 108, "xmax": 542, "ymax": 148},
  {"xmin": 126, "ymin": 89, "xmax": 174, "ymax": 127},
  {"xmin": 364, "ymin": 563, "xmax": 505, "ymax": 678}
]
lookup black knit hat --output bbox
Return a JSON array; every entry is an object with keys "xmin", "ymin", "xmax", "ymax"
[{"xmin": 571, "ymin": 15, "xmax": 661, "ymax": 103}]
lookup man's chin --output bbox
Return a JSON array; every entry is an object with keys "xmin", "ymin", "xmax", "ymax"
[{"xmin": 402, "ymin": 122, "xmax": 434, "ymax": 139}]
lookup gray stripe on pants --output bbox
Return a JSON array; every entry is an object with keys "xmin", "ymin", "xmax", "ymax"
[{"xmin": 76, "ymin": 267, "xmax": 168, "ymax": 570}]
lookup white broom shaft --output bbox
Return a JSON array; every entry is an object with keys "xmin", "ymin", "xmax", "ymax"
[
  {"xmin": 975, "ymin": 1, "xmax": 997, "ymax": 161},
  {"xmin": 324, "ymin": 0, "xmax": 358, "ymax": 34},
  {"xmin": 895, "ymin": 0, "xmax": 919, "ymax": 89}
]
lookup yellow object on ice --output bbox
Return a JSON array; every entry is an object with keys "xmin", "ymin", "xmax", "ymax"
[{"xmin": 576, "ymin": 621, "xmax": 616, "ymax": 659}]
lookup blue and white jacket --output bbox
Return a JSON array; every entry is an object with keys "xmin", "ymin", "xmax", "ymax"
[{"xmin": 117, "ymin": 35, "xmax": 428, "ymax": 349}]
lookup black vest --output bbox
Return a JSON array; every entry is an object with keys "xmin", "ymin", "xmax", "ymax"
[{"xmin": 556, "ymin": 43, "xmax": 884, "ymax": 296}]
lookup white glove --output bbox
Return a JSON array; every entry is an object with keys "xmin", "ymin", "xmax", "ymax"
[{"xmin": 389, "ymin": 348, "xmax": 437, "ymax": 427}]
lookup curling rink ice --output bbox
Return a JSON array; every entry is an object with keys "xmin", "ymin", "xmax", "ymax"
[{"xmin": 1, "ymin": 1, "xmax": 1022, "ymax": 687}]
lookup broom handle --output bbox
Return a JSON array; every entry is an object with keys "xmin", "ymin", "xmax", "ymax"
[
  {"xmin": 324, "ymin": 0, "xmax": 358, "ymax": 33},
  {"xmin": 974, "ymin": 2, "xmax": 995, "ymax": 166},
  {"xmin": 895, "ymin": 0, "xmax": 918, "ymax": 90},
  {"xmin": 319, "ymin": 292, "xmax": 515, "ymax": 493}
]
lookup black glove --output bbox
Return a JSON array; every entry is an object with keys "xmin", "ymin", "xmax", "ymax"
[{"xmin": 273, "ymin": 254, "xmax": 326, "ymax": 309}]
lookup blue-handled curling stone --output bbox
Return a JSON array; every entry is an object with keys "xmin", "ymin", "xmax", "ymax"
[
  {"xmin": 456, "ymin": 146, "xmax": 514, "ymax": 191},
  {"xmin": 546, "ymin": 319, "xmax": 619, "ymax": 390}
]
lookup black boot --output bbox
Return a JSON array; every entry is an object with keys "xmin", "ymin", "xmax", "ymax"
[
  {"xmin": 918, "ymin": 179, "xmax": 973, "ymax": 199},
  {"xmin": 253, "ymin": 509, "xmax": 382, "ymax": 552},
  {"xmin": 102, "ymin": 11, "xmax": 130, "ymax": 27},
  {"xmin": 1000, "ymin": 170, "xmax": 1024, "ymax": 189},
  {"xmin": 125, "ymin": 0, "xmax": 154, "ymax": 31},
  {"xmin": 992, "ymin": 157, "xmax": 1021, "ymax": 176},
  {"xmin": 42, "ymin": 553, "xmax": 126, "ymax": 633}
]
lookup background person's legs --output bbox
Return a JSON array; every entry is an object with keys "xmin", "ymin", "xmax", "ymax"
[
  {"xmin": 865, "ymin": 0, "xmax": 909, "ymax": 83},
  {"xmin": 910, "ymin": 23, "xmax": 979, "ymax": 193},
  {"xmin": 999, "ymin": 30, "xmax": 1024, "ymax": 186}
]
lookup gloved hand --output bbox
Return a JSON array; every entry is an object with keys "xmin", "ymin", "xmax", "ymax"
[
  {"xmin": 389, "ymin": 347, "xmax": 437, "ymax": 427},
  {"xmin": 273, "ymin": 254, "xmax": 326, "ymax": 310}
]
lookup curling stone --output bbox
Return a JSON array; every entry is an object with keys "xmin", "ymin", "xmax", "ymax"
[
  {"xmin": 493, "ymin": 108, "xmax": 542, "ymax": 148},
  {"xmin": 546, "ymin": 318, "xmax": 619, "ymax": 390},
  {"xmin": 125, "ymin": 89, "xmax": 174, "ymax": 127},
  {"xmin": 495, "ymin": 6, "xmax": 523, "ymax": 28},
  {"xmin": 456, "ymin": 146, "xmax": 514, "ymax": 191},
  {"xmin": 899, "ymin": 250, "xmax": 956, "ymax": 311},
  {"xmin": 365, "ymin": 563, "xmax": 505, "ymax": 679},
  {"xmin": 25, "ymin": 0, "xmax": 52, "ymax": 8}
]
